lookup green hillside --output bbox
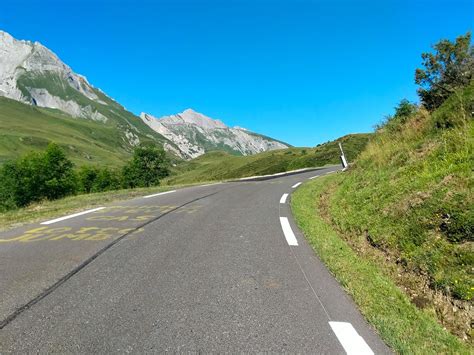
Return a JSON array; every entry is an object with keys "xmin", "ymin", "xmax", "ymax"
[
  {"xmin": 164, "ymin": 133, "xmax": 371, "ymax": 184},
  {"xmin": 0, "ymin": 96, "xmax": 175, "ymax": 166},
  {"xmin": 293, "ymin": 83, "xmax": 473, "ymax": 346}
]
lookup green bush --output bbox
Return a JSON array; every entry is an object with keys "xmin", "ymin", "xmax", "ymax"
[
  {"xmin": 0, "ymin": 143, "xmax": 76, "ymax": 211},
  {"xmin": 77, "ymin": 166, "xmax": 121, "ymax": 193},
  {"xmin": 122, "ymin": 144, "xmax": 170, "ymax": 188}
]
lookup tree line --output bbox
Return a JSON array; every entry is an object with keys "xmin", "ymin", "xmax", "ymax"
[{"xmin": 0, "ymin": 143, "xmax": 170, "ymax": 212}]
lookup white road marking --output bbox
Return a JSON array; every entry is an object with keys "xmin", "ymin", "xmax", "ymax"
[
  {"xmin": 308, "ymin": 175, "xmax": 319, "ymax": 180},
  {"xmin": 280, "ymin": 193, "xmax": 289, "ymax": 204},
  {"xmin": 143, "ymin": 190, "xmax": 176, "ymax": 199},
  {"xmin": 329, "ymin": 322, "xmax": 374, "ymax": 355},
  {"xmin": 41, "ymin": 207, "xmax": 106, "ymax": 225},
  {"xmin": 279, "ymin": 217, "xmax": 298, "ymax": 246},
  {"xmin": 199, "ymin": 182, "xmax": 222, "ymax": 187},
  {"xmin": 292, "ymin": 182, "xmax": 302, "ymax": 188},
  {"xmin": 325, "ymin": 171, "xmax": 336, "ymax": 175}
]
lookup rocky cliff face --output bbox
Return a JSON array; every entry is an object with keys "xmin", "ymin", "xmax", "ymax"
[
  {"xmin": 141, "ymin": 109, "xmax": 289, "ymax": 159},
  {"xmin": 0, "ymin": 30, "xmax": 171, "ymax": 150},
  {"xmin": 0, "ymin": 30, "xmax": 105, "ymax": 119}
]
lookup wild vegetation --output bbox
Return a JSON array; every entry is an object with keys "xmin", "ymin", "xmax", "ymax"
[
  {"xmin": 0, "ymin": 143, "xmax": 170, "ymax": 212},
  {"xmin": 293, "ymin": 32, "xmax": 473, "ymax": 348}
]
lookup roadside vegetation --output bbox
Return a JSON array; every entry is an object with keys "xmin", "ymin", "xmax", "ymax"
[
  {"xmin": 292, "ymin": 32, "xmax": 473, "ymax": 350},
  {"xmin": 164, "ymin": 133, "xmax": 370, "ymax": 185},
  {"xmin": 0, "ymin": 143, "xmax": 170, "ymax": 212}
]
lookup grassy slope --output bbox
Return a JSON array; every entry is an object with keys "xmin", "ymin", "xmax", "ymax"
[
  {"xmin": 165, "ymin": 133, "xmax": 371, "ymax": 185},
  {"xmin": 0, "ymin": 97, "xmax": 131, "ymax": 166},
  {"xmin": 0, "ymin": 96, "xmax": 181, "ymax": 166},
  {"xmin": 293, "ymin": 84, "xmax": 473, "ymax": 347},
  {"xmin": 292, "ymin": 175, "xmax": 469, "ymax": 354},
  {"xmin": 1, "ymin": 70, "xmax": 183, "ymax": 166}
]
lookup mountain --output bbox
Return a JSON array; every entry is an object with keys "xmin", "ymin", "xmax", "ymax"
[
  {"xmin": 0, "ymin": 30, "xmax": 288, "ymax": 162},
  {"xmin": 140, "ymin": 109, "xmax": 289, "ymax": 159},
  {"xmin": 0, "ymin": 30, "xmax": 178, "ymax": 162}
]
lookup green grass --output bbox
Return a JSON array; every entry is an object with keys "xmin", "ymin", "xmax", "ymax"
[
  {"xmin": 291, "ymin": 84, "xmax": 473, "ymax": 347},
  {"xmin": 0, "ymin": 96, "xmax": 132, "ymax": 166},
  {"xmin": 0, "ymin": 79, "xmax": 182, "ymax": 166},
  {"xmin": 291, "ymin": 175, "xmax": 470, "ymax": 354},
  {"xmin": 164, "ymin": 133, "xmax": 371, "ymax": 185}
]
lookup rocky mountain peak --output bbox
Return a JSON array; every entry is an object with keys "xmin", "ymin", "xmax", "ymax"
[{"xmin": 141, "ymin": 109, "xmax": 289, "ymax": 160}]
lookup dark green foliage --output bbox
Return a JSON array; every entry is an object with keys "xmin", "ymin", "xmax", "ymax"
[
  {"xmin": 42, "ymin": 143, "xmax": 77, "ymax": 200},
  {"xmin": 77, "ymin": 166, "xmax": 121, "ymax": 193},
  {"xmin": 415, "ymin": 32, "xmax": 474, "ymax": 110},
  {"xmin": 122, "ymin": 144, "xmax": 170, "ymax": 188},
  {"xmin": 0, "ymin": 143, "xmax": 76, "ymax": 211},
  {"xmin": 0, "ymin": 144, "xmax": 170, "ymax": 211}
]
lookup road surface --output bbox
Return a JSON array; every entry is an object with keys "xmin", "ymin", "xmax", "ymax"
[{"xmin": 0, "ymin": 166, "xmax": 390, "ymax": 353}]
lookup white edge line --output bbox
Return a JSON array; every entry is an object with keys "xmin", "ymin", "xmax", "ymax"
[
  {"xmin": 280, "ymin": 193, "xmax": 289, "ymax": 204},
  {"xmin": 199, "ymin": 182, "xmax": 222, "ymax": 187},
  {"xmin": 237, "ymin": 167, "xmax": 320, "ymax": 181},
  {"xmin": 279, "ymin": 217, "xmax": 298, "ymax": 246},
  {"xmin": 291, "ymin": 182, "xmax": 302, "ymax": 188},
  {"xmin": 41, "ymin": 207, "xmax": 106, "ymax": 225},
  {"xmin": 329, "ymin": 322, "xmax": 374, "ymax": 355},
  {"xmin": 143, "ymin": 190, "xmax": 176, "ymax": 199}
]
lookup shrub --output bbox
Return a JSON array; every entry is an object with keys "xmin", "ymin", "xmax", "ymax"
[
  {"xmin": 77, "ymin": 166, "xmax": 121, "ymax": 193},
  {"xmin": 122, "ymin": 144, "xmax": 170, "ymax": 188},
  {"xmin": 0, "ymin": 143, "xmax": 76, "ymax": 210}
]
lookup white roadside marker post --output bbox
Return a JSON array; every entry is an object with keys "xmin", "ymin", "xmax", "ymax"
[{"xmin": 339, "ymin": 142, "xmax": 348, "ymax": 171}]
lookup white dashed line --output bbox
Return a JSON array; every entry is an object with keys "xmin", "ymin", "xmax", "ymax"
[
  {"xmin": 308, "ymin": 175, "xmax": 319, "ymax": 180},
  {"xmin": 41, "ymin": 207, "xmax": 106, "ymax": 225},
  {"xmin": 325, "ymin": 171, "xmax": 336, "ymax": 175},
  {"xmin": 279, "ymin": 217, "xmax": 298, "ymax": 246},
  {"xmin": 329, "ymin": 322, "xmax": 374, "ymax": 355},
  {"xmin": 143, "ymin": 190, "xmax": 176, "ymax": 199},
  {"xmin": 280, "ymin": 193, "xmax": 289, "ymax": 204},
  {"xmin": 291, "ymin": 182, "xmax": 302, "ymax": 188}
]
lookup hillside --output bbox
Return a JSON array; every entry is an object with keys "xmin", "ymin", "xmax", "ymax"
[
  {"xmin": 164, "ymin": 133, "xmax": 371, "ymax": 184},
  {"xmin": 140, "ymin": 109, "xmax": 289, "ymax": 159},
  {"xmin": 0, "ymin": 30, "xmax": 177, "ymax": 157},
  {"xmin": 294, "ymin": 83, "xmax": 473, "ymax": 344},
  {"xmin": 0, "ymin": 97, "xmax": 172, "ymax": 166}
]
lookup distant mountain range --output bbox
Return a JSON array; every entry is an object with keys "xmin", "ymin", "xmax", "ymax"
[
  {"xmin": 141, "ymin": 109, "xmax": 288, "ymax": 159},
  {"xmin": 0, "ymin": 30, "xmax": 288, "ymax": 161}
]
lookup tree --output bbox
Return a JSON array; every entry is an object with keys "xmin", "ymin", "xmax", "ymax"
[
  {"xmin": 415, "ymin": 32, "xmax": 474, "ymax": 110},
  {"xmin": 42, "ymin": 143, "xmax": 77, "ymax": 199},
  {"xmin": 122, "ymin": 144, "xmax": 170, "ymax": 188}
]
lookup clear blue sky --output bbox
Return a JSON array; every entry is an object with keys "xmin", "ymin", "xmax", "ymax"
[{"xmin": 1, "ymin": 0, "xmax": 472, "ymax": 146}]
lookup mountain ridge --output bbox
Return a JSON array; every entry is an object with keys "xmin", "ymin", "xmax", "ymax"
[
  {"xmin": 1, "ymin": 30, "xmax": 289, "ymax": 160},
  {"xmin": 140, "ymin": 109, "xmax": 289, "ymax": 159}
]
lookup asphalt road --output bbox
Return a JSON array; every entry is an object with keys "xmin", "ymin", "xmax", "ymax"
[{"xmin": 0, "ymin": 166, "xmax": 391, "ymax": 353}]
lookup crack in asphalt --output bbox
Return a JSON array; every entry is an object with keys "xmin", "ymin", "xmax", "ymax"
[{"xmin": 0, "ymin": 191, "xmax": 219, "ymax": 330}]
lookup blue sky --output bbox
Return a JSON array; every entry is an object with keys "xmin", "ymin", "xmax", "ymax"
[{"xmin": 1, "ymin": 0, "xmax": 473, "ymax": 146}]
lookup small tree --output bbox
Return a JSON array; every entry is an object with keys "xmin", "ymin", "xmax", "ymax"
[
  {"xmin": 42, "ymin": 143, "xmax": 77, "ymax": 199},
  {"xmin": 415, "ymin": 32, "xmax": 474, "ymax": 110},
  {"xmin": 122, "ymin": 144, "xmax": 169, "ymax": 188}
]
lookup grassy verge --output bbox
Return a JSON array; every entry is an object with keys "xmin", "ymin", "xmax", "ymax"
[
  {"xmin": 0, "ymin": 182, "xmax": 209, "ymax": 232},
  {"xmin": 291, "ymin": 175, "xmax": 470, "ymax": 354}
]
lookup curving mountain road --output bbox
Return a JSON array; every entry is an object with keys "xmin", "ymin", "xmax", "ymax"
[{"xmin": 0, "ymin": 166, "xmax": 390, "ymax": 353}]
